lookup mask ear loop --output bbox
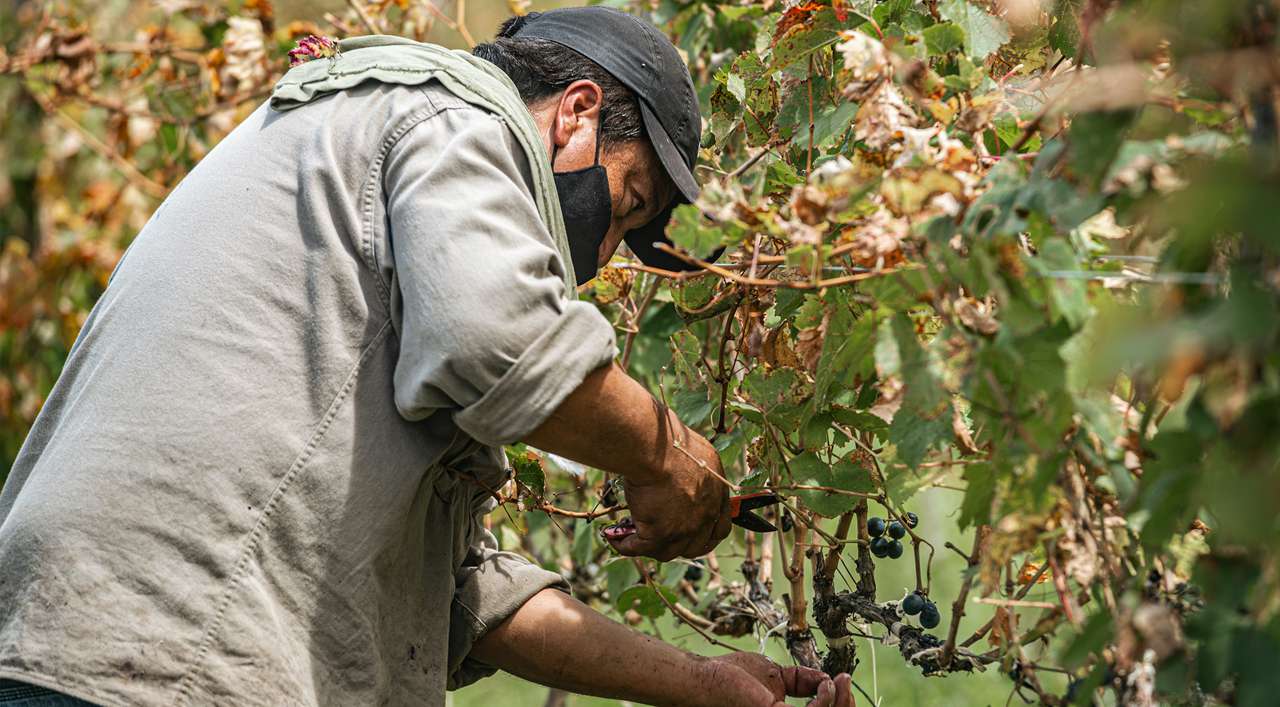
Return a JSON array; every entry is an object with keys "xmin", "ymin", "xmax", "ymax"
[
  {"xmin": 549, "ymin": 123, "xmax": 560, "ymax": 170},
  {"xmin": 549, "ymin": 104, "xmax": 606, "ymax": 170},
  {"xmin": 592, "ymin": 106, "xmax": 605, "ymax": 166}
]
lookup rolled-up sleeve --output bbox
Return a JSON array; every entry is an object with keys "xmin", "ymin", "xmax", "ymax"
[
  {"xmin": 384, "ymin": 104, "xmax": 617, "ymax": 446},
  {"xmin": 446, "ymin": 523, "xmax": 570, "ymax": 689}
]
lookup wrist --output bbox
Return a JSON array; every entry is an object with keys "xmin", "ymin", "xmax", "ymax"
[
  {"xmin": 648, "ymin": 654, "xmax": 720, "ymax": 707},
  {"xmin": 627, "ymin": 406, "xmax": 697, "ymax": 485}
]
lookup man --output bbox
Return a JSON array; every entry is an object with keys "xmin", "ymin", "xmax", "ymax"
[{"xmin": 0, "ymin": 6, "xmax": 853, "ymax": 706}]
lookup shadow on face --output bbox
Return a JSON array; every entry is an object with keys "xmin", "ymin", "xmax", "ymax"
[{"xmin": 597, "ymin": 138, "xmax": 675, "ymax": 267}]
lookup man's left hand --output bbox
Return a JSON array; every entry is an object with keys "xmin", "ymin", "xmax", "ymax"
[{"xmin": 700, "ymin": 652, "xmax": 855, "ymax": 707}]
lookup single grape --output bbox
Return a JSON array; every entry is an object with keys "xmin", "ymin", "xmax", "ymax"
[
  {"xmin": 920, "ymin": 601, "xmax": 941, "ymax": 629},
  {"xmin": 904, "ymin": 512, "xmax": 919, "ymax": 528},
  {"xmin": 887, "ymin": 521, "xmax": 906, "ymax": 539},
  {"xmin": 887, "ymin": 539, "xmax": 904, "ymax": 559},
  {"xmin": 901, "ymin": 592, "xmax": 924, "ymax": 615},
  {"xmin": 870, "ymin": 536, "xmax": 890, "ymax": 557},
  {"xmin": 867, "ymin": 517, "xmax": 886, "ymax": 537}
]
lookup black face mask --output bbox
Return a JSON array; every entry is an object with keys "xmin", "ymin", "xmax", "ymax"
[{"xmin": 551, "ymin": 121, "xmax": 612, "ymax": 286}]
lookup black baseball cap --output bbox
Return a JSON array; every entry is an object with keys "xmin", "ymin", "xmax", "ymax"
[{"xmin": 510, "ymin": 6, "xmax": 713, "ymax": 272}]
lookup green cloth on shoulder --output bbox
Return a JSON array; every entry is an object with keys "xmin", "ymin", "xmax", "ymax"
[{"xmin": 271, "ymin": 35, "xmax": 576, "ymax": 291}]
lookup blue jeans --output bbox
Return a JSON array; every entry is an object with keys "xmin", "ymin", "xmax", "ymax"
[{"xmin": 0, "ymin": 680, "xmax": 96, "ymax": 706}]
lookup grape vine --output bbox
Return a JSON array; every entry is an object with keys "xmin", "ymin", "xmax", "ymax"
[{"xmin": 3, "ymin": 1, "xmax": 1279, "ymax": 705}]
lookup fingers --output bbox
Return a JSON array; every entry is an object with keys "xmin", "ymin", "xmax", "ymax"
[
  {"xmin": 607, "ymin": 496, "xmax": 730, "ymax": 560},
  {"xmin": 833, "ymin": 674, "xmax": 854, "ymax": 707},
  {"xmin": 802, "ymin": 674, "xmax": 852, "ymax": 707},
  {"xmin": 704, "ymin": 494, "xmax": 736, "ymax": 554},
  {"xmin": 805, "ymin": 678, "xmax": 836, "ymax": 707},
  {"xmin": 607, "ymin": 521, "xmax": 679, "ymax": 561},
  {"xmin": 781, "ymin": 665, "xmax": 830, "ymax": 697}
]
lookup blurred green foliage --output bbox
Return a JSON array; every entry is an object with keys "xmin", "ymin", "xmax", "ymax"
[{"xmin": 4, "ymin": 0, "xmax": 1280, "ymax": 706}]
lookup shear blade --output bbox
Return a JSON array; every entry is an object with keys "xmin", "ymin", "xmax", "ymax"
[{"xmin": 733, "ymin": 511, "xmax": 778, "ymax": 533}]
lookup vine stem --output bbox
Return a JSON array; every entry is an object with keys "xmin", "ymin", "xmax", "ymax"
[
  {"xmin": 1045, "ymin": 540, "xmax": 1082, "ymax": 627},
  {"xmin": 821, "ymin": 512, "xmax": 855, "ymax": 581},
  {"xmin": 620, "ymin": 276, "xmax": 661, "ymax": 370},
  {"xmin": 806, "ymin": 54, "xmax": 815, "ymax": 176},
  {"xmin": 714, "ymin": 305, "xmax": 736, "ymax": 435},
  {"xmin": 785, "ymin": 521, "xmax": 808, "ymax": 630},
  {"xmin": 940, "ymin": 525, "xmax": 988, "ymax": 669},
  {"xmin": 853, "ymin": 500, "xmax": 875, "ymax": 598}
]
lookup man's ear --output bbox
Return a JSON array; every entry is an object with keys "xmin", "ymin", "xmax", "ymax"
[{"xmin": 550, "ymin": 80, "xmax": 604, "ymax": 151}]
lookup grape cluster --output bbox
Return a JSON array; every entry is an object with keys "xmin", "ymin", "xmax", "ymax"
[
  {"xmin": 900, "ymin": 590, "xmax": 941, "ymax": 629},
  {"xmin": 867, "ymin": 512, "xmax": 917, "ymax": 560}
]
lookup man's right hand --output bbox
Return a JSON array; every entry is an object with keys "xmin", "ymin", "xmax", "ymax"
[
  {"xmin": 524, "ymin": 363, "xmax": 734, "ymax": 561},
  {"xmin": 605, "ymin": 419, "xmax": 732, "ymax": 561}
]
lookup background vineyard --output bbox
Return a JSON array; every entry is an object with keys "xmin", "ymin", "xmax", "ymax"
[{"xmin": 3, "ymin": 1, "xmax": 1279, "ymax": 706}]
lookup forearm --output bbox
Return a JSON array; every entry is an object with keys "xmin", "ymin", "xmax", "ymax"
[
  {"xmin": 469, "ymin": 588, "xmax": 710, "ymax": 707},
  {"xmin": 523, "ymin": 362, "xmax": 707, "ymax": 484}
]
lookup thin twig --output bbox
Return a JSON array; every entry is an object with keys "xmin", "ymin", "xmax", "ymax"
[
  {"xmin": 940, "ymin": 526, "xmax": 987, "ymax": 669},
  {"xmin": 454, "ymin": 0, "xmax": 477, "ymax": 48},
  {"xmin": 961, "ymin": 563, "xmax": 1049, "ymax": 647},
  {"xmin": 30, "ymin": 91, "xmax": 168, "ymax": 199},
  {"xmin": 972, "ymin": 597, "xmax": 1058, "ymax": 610},
  {"xmin": 633, "ymin": 558, "xmax": 737, "ymax": 650},
  {"xmin": 654, "ymin": 242, "xmax": 919, "ymax": 289},
  {"xmin": 535, "ymin": 502, "xmax": 626, "ymax": 520},
  {"xmin": 621, "ymin": 276, "xmax": 661, "ymax": 370},
  {"xmin": 345, "ymin": 0, "xmax": 381, "ymax": 34},
  {"xmin": 725, "ymin": 145, "xmax": 773, "ymax": 180}
]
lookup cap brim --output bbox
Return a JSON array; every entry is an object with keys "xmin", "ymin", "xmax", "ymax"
[
  {"xmin": 624, "ymin": 202, "xmax": 726, "ymax": 272},
  {"xmin": 640, "ymin": 101, "xmax": 699, "ymax": 203}
]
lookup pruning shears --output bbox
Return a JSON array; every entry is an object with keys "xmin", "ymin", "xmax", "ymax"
[
  {"xmin": 601, "ymin": 491, "xmax": 782, "ymax": 541},
  {"xmin": 729, "ymin": 491, "xmax": 782, "ymax": 532}
]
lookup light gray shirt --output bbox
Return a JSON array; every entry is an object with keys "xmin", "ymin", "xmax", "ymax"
[{"xmin": 0, "ymin": 78, "xmax": 617, "ymax": 706}]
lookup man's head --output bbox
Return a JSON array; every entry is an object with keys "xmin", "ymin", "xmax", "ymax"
[{"xmin": 473, "ymin": 8, "xmax": 706, "ymax": 283}]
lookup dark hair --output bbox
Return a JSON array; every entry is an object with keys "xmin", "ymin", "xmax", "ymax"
[{"xmin": 473, "ymin": 13, "xmax": 644, "ymax": 147}]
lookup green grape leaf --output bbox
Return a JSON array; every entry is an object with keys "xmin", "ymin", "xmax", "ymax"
[
  {"xmin": 667, "ymin": 204, "xmax": 724, "ymax": 259},
  {"xmin": 958, "ymin": 463, "xmax": 997, "ymax": 530},
  {"xmin": 789, "ymin": 452, "xmax": 874, "ymax": 517},
  {"xmin": 1048, "ymin": 0, "xmax": 1083, "ymax": 57},
  {"xmin": 727, "ymin": 72, "xmax": 747, "ymax": 102},
  {"xmin": 508, "ymin": 446, "xmax": 545, "ymax": 495},
  {"xmin": 771, "ymin": 8, "xmax": 852, "ymax": 72},
  {"xmin": 742, "ymin": 367, "xmax": 810, "ymax": 430},
  {"xmin": 615, "ymin": 584, "xmax": 678, "ymax": 619},
  {"xmin": 886, "ymin": 314, "xmax": 951, "ymax": 468},
  {"xmin": 922, "ymin": 22, "xmax": 966, "ymax": 55},
  {"xmin": 572, "ymin": 518, "xmax": 596, "ymax": 568},
  {"xmin": 939, "ymin": 0, "xmax": 1011, "ymax": 60},
  {"xmin": 604, "ymin": 558, "xmax": 640, "ymax": 603},
  {"xmin": 671, "ymin": 387, "xmax": 715, "ymax": 427}
]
